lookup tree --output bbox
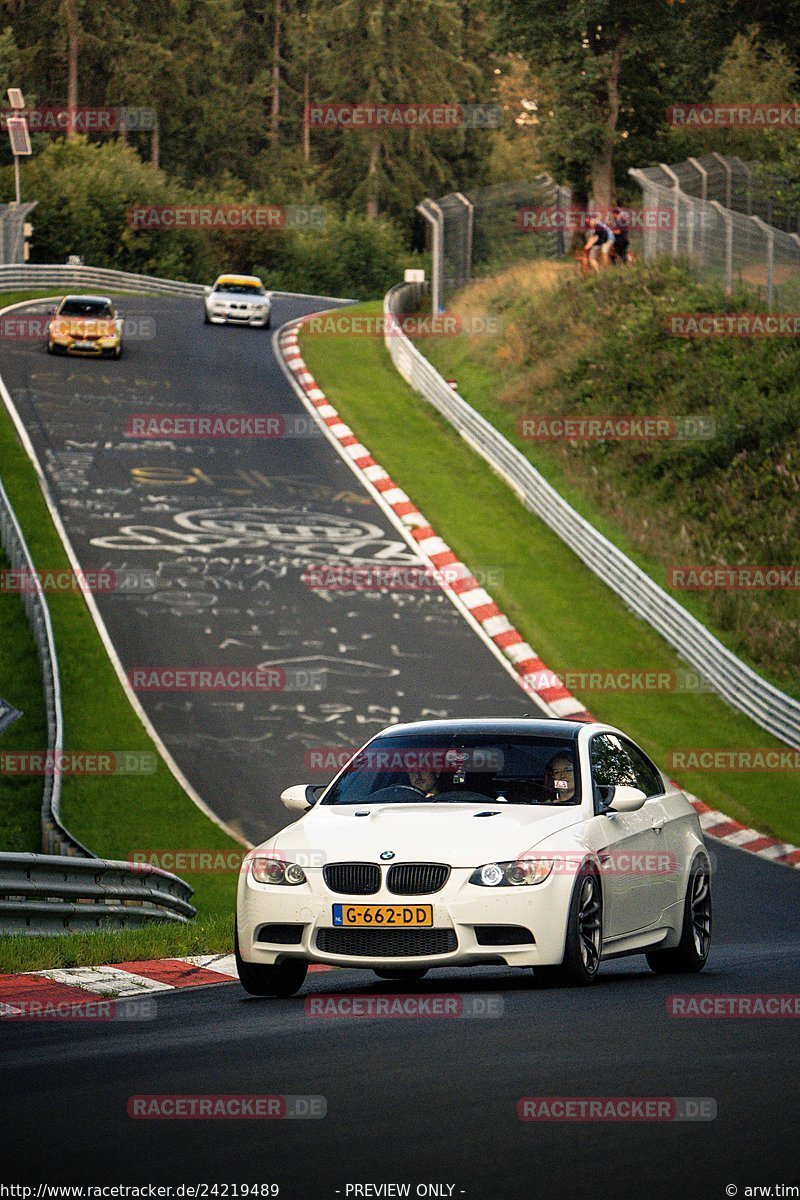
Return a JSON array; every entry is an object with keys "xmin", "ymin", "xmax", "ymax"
[
  {"xmin": 492, "ymin": 0, "xmax": 698, "ymax": 207},
  {"xmin": 706, "ymin": 28, "xmax": 798, "ymax": 160},
  {"xmin": 307, "ymin": 0, "xmax": 486, "ymax": 221}
]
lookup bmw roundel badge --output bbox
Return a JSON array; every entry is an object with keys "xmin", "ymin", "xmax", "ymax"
[{"xmin": 380, "ymin": 850, "xmax": 395, "ymax": 860}]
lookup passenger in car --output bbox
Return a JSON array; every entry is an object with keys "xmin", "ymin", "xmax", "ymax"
[{"xmin": 543, "ymin": 754, "xmax": 577, "ymax": 804}]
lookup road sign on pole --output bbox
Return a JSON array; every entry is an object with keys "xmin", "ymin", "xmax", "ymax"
[
  {"xmin": 0, "ymin": 697, "xmax": 23, "ymax": 735},
  {"xmin": 7, "ymin": 115, "xmax": 32, "ymax": 156}
]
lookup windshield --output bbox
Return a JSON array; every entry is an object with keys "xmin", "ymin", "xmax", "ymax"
[
  {"xmin": 59, "ymin": 299, "xmax": 113, "ymax": 317},
  {"xmin": 214, "ymin": 282, "xmax": 265, "ymax": 295},
  {"xmin": 322, "ymin": 733, "xmax": 580, "ymax": 807}
]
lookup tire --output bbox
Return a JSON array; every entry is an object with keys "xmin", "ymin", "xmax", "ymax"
[
  {"xmin": 373, "ymin": 969, "xmax": 429, "ymax": 982},
  {"xmin": 114, "ymin": 345, "xmax": 122, "ymax": 359},
  {"xmin": 234, "ymin": 922, "xmax": 308, "ymax": 997},
  {"xmin": 646, "ymin": 860, "xmax": 711, "ymax": 975},
  {"xmin": 539, "ymin": 866, "xmax": 603, "ymax": 987},
  {"xmin": 204, "ymin": 310, "xmax": 210, "ymax": 324}
]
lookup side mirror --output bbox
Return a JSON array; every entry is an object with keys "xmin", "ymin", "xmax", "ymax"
[
  {"xmin": 600, "ymin": 784, "xmax": 647, "ymax": 814},
  {"xmin": 280, "ymin": 783, "xmax": 320, "ymax": 812},
  {"xmin": 203, "ymin": 286, "xmax": 212, "ymax": 296}
]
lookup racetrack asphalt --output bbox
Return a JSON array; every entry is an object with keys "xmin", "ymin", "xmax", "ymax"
[
  {"xmin": 0, "ymin": 293, "xmax": 797, "ymax": 1198},
  {"xmin": 2, "ymin": 839, "xmax": 798, "ymax": 1197},
  {"xmin": 0, "ymin": 294, "xmax": 533, "ymax": 844}
]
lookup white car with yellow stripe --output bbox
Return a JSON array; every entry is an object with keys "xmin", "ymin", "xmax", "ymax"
[
  {"xmin": 203, "ymin": 274, "xmax": 272, "ymax": 328},
  {"xmin": 235, "ymin": 718, "xmax": 711, "ymax": 997}
]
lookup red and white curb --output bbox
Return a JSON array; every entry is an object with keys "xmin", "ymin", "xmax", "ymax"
[
  {"xmin": 0, "ymin": 955, "xmax": 336, "ymax": 1013},
  {"xmin": 277, "ymin": 319, "xmax": 800, "ymax": 872}
]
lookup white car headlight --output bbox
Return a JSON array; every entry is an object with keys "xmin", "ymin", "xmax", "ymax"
[
  {"xmin": 469, "ymin": 859, "xmax": 554, "ymax": 887},
  {"xmin": 249, "ymin": 856, "xmax": 307, "ymax": 885}
]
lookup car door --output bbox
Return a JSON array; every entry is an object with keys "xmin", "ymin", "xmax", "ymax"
[{"xmin": 589, "ymin": 733, "xmax": 668, "ymax": 938}]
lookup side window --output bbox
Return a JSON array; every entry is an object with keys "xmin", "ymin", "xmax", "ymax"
[
  {"xmin": 590, "ymin": 734, "xmax": 638, "ymax": 788},
  {"xmin": 620, "ymin": 738, "xmax": 664, "ymax": 798}
]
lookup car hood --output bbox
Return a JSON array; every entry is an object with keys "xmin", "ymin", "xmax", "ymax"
[
  {"xmin": 50, "ymin": 317, "xmax": 118, "ymax": 337},
  {"xmin": 211, "ymin": 290, "xmax": 269, "ymax": 303},
  {"xmin": 265, "ymin": 802, "xmax": 585, "ymax": 867}
]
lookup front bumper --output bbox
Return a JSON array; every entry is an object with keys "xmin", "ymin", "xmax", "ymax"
[
  {"xmin": 205, "ymin": 306, "xmax": 271, "ymax": 327},
  {"xmin": 49, "ymin": 338, "xmax": 121, "ymax": 356},
  {"xmin": 237, "ymin": 867, "xmax": 573, "ymax": 970}
]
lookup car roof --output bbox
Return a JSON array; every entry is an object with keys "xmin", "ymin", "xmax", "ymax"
[
  {"xmin": 60, "ymin": 294, "xmax": 113, "ymax": 305},
  {"xmin": 214, "ymin": 274, "xmax": 263, "ymax": 287},
  {"xmin": 369, "ymin": 717, "xmax": 593, "ymax": 741}
]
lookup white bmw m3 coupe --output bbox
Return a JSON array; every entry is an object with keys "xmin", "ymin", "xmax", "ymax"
[{"xmin": 235, "ymin": 719, "xmax": 712, "ymax": 996}]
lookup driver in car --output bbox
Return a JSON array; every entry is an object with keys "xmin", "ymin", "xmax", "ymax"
[
  {"xmin": 543, "ymin": 754, "xmax": 576, "ymax": 804},
  {"xmin": 407, "ymin": 768, "xmax": 440, "ymax": 799}
]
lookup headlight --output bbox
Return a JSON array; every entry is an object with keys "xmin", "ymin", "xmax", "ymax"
[
  {"xmin": 469, "ymin": 859, "xmax": 554, "ymax": 887},
  {"xmin": 250, "ymin": 856, "xmax": 307, "ymax": 885}
]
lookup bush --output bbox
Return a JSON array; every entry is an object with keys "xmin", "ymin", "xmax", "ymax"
[{"xmin": 3, "ymin": 140, "xmax": 419, "ymax": 296}]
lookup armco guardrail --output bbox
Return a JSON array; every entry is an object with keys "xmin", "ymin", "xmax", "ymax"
[
  {"xmin": 0, "ymin": 277, "xmax": 200, "ymax": 927},
  {"xmin": 0, "ymin": 262, "xmax": 205, "ymax": 296},
  {"xmin": 384, "ymin": 282, "xmax": 800, "ymax": 750},
  {"xmin": 0, "ymin": 262, "xmax": 352, "ymax": 304},
  {"xmin": 0, "ymin": 475, "xmax": 90, "ymax": 858},
  {"xmin": 0, "ymin": 853, "xmax": 196, "ymax": 933}
]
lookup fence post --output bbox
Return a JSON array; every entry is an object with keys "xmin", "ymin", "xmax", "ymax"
[
  {"xmin": 453, "ymin": 192, "xmax": 474, "ymax": 284},
  {"xmin": 742, "ymin": 161, "xmax": 753, "ymax": 215},
  {"xmin": 659, "ymin": 163, "xmax": 681, "ymax": 256},
  {"xmin": 710, "ymin": 200, "xmax": 734, "ymax": 294},
  {"xmin": 687, "ymin": 158, "xmax": 709, "ymax": 263},
  {"xmin": 687, "ymin": 157, "xmax": 708, "ymax": 201},
  {"xmin": 750, "ymin": 215, "xmax": 775, "ymax": 305},
  {"xmin": 416, "ymin": 199, "xmax": 443, "ymax": 315},
  {"xmin": 711, "ymin": 152, "xmax": 733, "ymax": 210}
]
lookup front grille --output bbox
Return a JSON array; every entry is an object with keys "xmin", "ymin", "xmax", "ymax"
[
  {"xmin": 474, "ymin": 925, "xmax": 535, "ymax": 946},
  {"xmin": 316, "ymin": 928, "xmax": 457, "ymax": 958},
  {"xmin": 387, "ymin": 863, "xmax": 450, "ymax": 895},
  {"xmin": 257, "ymin": 923, "xmax": 305, "ymax": 945},
  {"xmin": 323, "ymin": 862, "xmax": 381, "ymax": 895}
]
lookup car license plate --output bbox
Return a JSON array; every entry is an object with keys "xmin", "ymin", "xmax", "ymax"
[
  {"xmin": 332, "ymin": 904, "xmax": 433, "ymax": 927},
  {"xmin": 74, "ymin": 341, "xmax": 95, "ymax": 350}
]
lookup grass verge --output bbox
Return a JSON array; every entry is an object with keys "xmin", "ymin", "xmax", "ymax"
[
  {"xmin": 0, "ymin": 291, "xmax": 241, "ymax": 971},
  {"xmin": 300, "ymin": 300, "xmax": 800, "ymax": 847},
  {"xmin": 0, "ymin": 547, "xmax": 47, "ymax": 851},
  {"xmin": 421, "ymin": 260, "xmax": 799, "ymax": 699},
  {"xmin": 0, "ymin": 912, "xmax": 234, "ymax": 976}
]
